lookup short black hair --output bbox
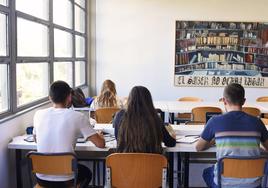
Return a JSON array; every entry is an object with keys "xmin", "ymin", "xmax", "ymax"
[
  {"xmin": 49, "ymin": 81, "xmax": 71, "ymax": 104},
  {"xmin": 223, "ymin": 83, "xmax": 245, "ymax": 106}
]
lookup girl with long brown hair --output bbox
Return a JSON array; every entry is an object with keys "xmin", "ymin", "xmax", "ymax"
[
  {"xmin": 113, "ymin": 86, "xmax": 176, "ymax": 153},
  {"xmin": 91, "ymin": 79, "xmax": 123, "ymax": 109}
]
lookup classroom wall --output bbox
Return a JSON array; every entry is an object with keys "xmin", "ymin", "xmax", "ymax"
[
  {"xmin": 94, "ymin": 0, "xmax": 268, "ymax": 101},
  {"xmin": 0, "ymin": 105, "xmax": 49, "ymax": 188}
]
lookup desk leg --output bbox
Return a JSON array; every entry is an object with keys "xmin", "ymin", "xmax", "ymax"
[
  {"xmin": 169, "ymin": 113, "xmax": 175, "ymax": 124},
  {"xmin": 183, "ymin": 153, "xmax": 190, "ymax": 188},
  {"xmin": 173, "ymin": 152, "xmax": 178, "ymax": 188},
  {"xmin": 168, "ymin": 152, "xmax": 173, "ymax": 188},
  {"xmin": 15, "ymin": 149, "xmax": 22, "ymax": 188}
]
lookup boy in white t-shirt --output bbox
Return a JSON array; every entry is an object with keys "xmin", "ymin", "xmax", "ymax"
[{"xmin": 33, "ymin": 81, "xmax": 105, "ymax": 188}]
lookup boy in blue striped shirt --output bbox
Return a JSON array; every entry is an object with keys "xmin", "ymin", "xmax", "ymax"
[{"xmin": 196, "ymin": 83, "xmax": 268, "ymax": 188}]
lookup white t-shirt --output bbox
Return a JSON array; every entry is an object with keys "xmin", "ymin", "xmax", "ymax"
[{"xmin": 33, "ymin": 107, "xmax": 96, "ymax": 182}]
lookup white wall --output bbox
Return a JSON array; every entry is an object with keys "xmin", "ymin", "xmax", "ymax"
[
  {"xmin": 95, "ymin": 0, "xmax": 268, "ymax": 101},
  {"xmin": 0, "ymin": 105, "xmax": 50, "ymax": 188}
]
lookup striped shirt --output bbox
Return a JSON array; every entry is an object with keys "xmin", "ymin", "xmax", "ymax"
[{"xmin": 201, "ymin": 111, "xmax": 268, "ymax": 188}]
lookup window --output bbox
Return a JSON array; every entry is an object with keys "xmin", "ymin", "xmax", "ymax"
[
  {"xmin": 53, "ymin": 0, "xmax": 72, "ymax": 29},
  {"xmin": 75, "ymin": 61, "xmax": 86, "ymax": 86},
  {"xmin": 75, "ymin": 0, "xmax": 85, "ymax": 8},
  {"xmin": 0, "ymin": 0, "xmax": 88, "ymax": 118},
  {"xmin": 75, "ymin": 5, "xmax": 85, "ymax": 33},
  {"xmin": 16, "ymin": 63, "xmax": 49, "ymax": 106},
  {"xmin": 75, "ymin": 35, "xmax": 85, "ymax": 58},
  {"xmin": 0, "ymin": 13, "xmax": 7, "ymax": 56},
  {"xmin": 0, "ymin": 0, "xmax": 7, "ymax": 6},
  {"xmin": 54, "ymin": 29, "xmax": 73, "ymax": 57},
  {"xmin": 17, "ymin": 18, "xmax": 49, "ymax": 57},
  {"xmin": 16, "ymin": 0, "xmax": 49, "ymax": 20},
  {"xmin": 0, "ymin": 64, "xmax": 8, "ymax": 113},
  {"xmin": 54, "ymin": 62, "xmax": 73, "ymax": 87}
]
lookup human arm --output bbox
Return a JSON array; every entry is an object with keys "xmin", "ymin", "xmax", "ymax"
[
  {"xmin": 196, "ymin": 138, "xmax": 213, "ymax": 151},
  {"xmin": 195, "ymin": 118, "xmax": 215, "ymax": 151},
  {"xmin": 162, "ymin": 124, "xmax": 176, "ymax": 147},
  {"xmin": 87, "ymin": 133, "xmax": 105, "ymax": 148},
  {"xmin": 259, "ymin": 119, "xmax": 268, "ymax": 151},
  {"xmin": 112, "ymin": 110, "xmax": 125, "ymax": 139}
]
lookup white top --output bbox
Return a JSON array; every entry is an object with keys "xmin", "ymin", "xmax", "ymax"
[{"xmin": 33, "ymin": 107, "xmax": 96, "ymax": 182}]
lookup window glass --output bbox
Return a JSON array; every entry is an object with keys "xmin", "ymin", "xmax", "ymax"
[
  {"xmin": 54, "ymin": 62, "xmax": 73, "ymax": 87},
  {"xmin": 17, "ymin": 18, "xmax": 48, "ymax": 56},
  {"xmin": 75, "ymin": 61, "xmax": 85, "ymax": 86},
  {"xmin": 0, "ymin": 13, "xmax": 7, "ymax": 56},
  {"xmin": 75, "ymin": 35, "xmax": 85, "ymax": 58},
  {"xmin": 75, "ymin": 5, "xmax": 85, "ymax": 33},
  {"xmin": 75, "ymin": 0, "xmax": 85, "ymax": 8},
  {"xmin": 16, "ymin": 0, "xmax": 49, "ymax": 20},
  {"xmin": 17, "ymin": 63, "xmax": 49, "ymax": 106},
  {"xmin": 0, "ymin": 64, "xmax": 8, "ymax": 112},
  {"xmin": 0, "ymin": 0, "xmax": 7, "ymax": 6},
  {"xmin": 53, "ymin": 0, "xmax": 72, "ymax": 29},
  {"xmin": 54, "ymin": 29, "xmax": 73, "ymax": 57}
]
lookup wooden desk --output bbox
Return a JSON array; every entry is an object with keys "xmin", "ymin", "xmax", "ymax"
[{"xmin": 8, "ymin": 124, "xmax": 210, "ymax": 188}]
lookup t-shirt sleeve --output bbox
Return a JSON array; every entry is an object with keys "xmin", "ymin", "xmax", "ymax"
[
  {"xmin": 79, "ymin": 114, "xmax": 96, "ymax": 139},
  {"xmin": 258, "ymin": 119, "xmax": 268, "ymax": 142},
  {"xmin": 33, "ymin": 111, "xmax": 40, "ymax": 135},
  {"xmin": 112, "ymin": 110, "xmax": 125, "ymax": 139},
  {"xmin": 201, "ymin": 117, "xmax": 215, "ymax": 142}
]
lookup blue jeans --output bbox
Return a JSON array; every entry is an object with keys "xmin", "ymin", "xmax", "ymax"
[{"xmin": 203, "ymin": 166, "xmax": 218, "ymax": 188}]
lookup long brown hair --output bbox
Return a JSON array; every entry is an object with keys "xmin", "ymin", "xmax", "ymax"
[
  {"xmin": 117, "ymin": 86, "xmax": 163, "ymax": 154},
  {"xmin": 97, "ymin": 80, "xmax": 117, "ymax": 107}
]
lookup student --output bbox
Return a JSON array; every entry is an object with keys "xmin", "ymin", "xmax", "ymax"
[
  {"xmin": 196, "ymin": 83, "xmax": 268, "ymax": 188},
  {"xmin": 91, "ymin": 79, "xmax": 123, "ymax": 109},
  {"xmin": 113, "ymin": 86, "xmax": 176, "ymax": 153},
  {"xmin": 33, "ymin": 81, "xmax": 105, "ymax": 188}
]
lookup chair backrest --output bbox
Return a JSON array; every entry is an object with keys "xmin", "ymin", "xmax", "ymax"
[
  {"xmin": 95, "ymin": 107, "xmax": 120, "ymax": 123},
  {"xmin": 217, "ymin": 156, "xmax": 268, "ymax": 188},
  {"xmin": 27, "ymin": 152, "xmax": 78, "ymax": 187},
  {"xmin": 106, "ymin": 153, "xmax": 167, "ymax": 188},
  {"xmin": 178, "ymin": 97, "xmax": 203, "ymax": 102},
  {"xmin": 261, "ymin": 118, "xmax": 268, "ymax": 125},
  {"xmin": 242, "ymin": 107, "xmax": 261, "ymax": 117},
  {"xmin": 256, "ymin": 96, "xmax": 268, "ymax": 102},
  {"xmin": 191, "ymin": 107, "xmax": 222, "ymax": 123}
]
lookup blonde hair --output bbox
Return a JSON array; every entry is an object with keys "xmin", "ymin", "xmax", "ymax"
[{"xmin": 97, "ymin": 80, "xmax": 117, "ymax": 108}]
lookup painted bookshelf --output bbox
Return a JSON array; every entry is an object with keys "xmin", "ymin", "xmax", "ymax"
[{"xmin": 175, "ymin": 21, "xmax": 268, "ymax": 77}]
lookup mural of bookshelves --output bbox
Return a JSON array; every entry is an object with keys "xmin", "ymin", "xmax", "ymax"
[{"xmin": 175, "ymin": 21, "xmax": 268, "ymax": 77}]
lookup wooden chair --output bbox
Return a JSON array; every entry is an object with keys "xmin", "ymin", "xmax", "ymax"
[
  {"xmin": 242, "ymin": 107, "xmax": 261, "ymax": 117},
  {"xmin": 95, "ymin": 107, "xmax": 120, "ymax": 123},
  {"xmin": 178, "ymin": 97, "xmax": 203, "ymax": 102},
  {"xmin": 191, "ymin": 106, "xmax": 222, "ymax": 123},
  {"xmin": 106, "ymin": 153, "xmax": 167, "ymax": 188},
  {"xmin": 176, "ymin": 97, "xmax": 203, "ymax": 123},
  {"xmin": 256, "ymin": 97, "xmax": 268, "ymax": 118},
  {"xmin": 256, "ymin": 96, "xmax": 268, "ymax": 102},
  {"xmin": 261, "ymin": 118, "xmax": 268, "ymax": 125},
  {"xmin": 217, "ymin": 156, "xmax": 268, "ymax": 188},
  {"xmin": 27, "ymin": 152, "xmax": 78, "ymax": 188}
]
